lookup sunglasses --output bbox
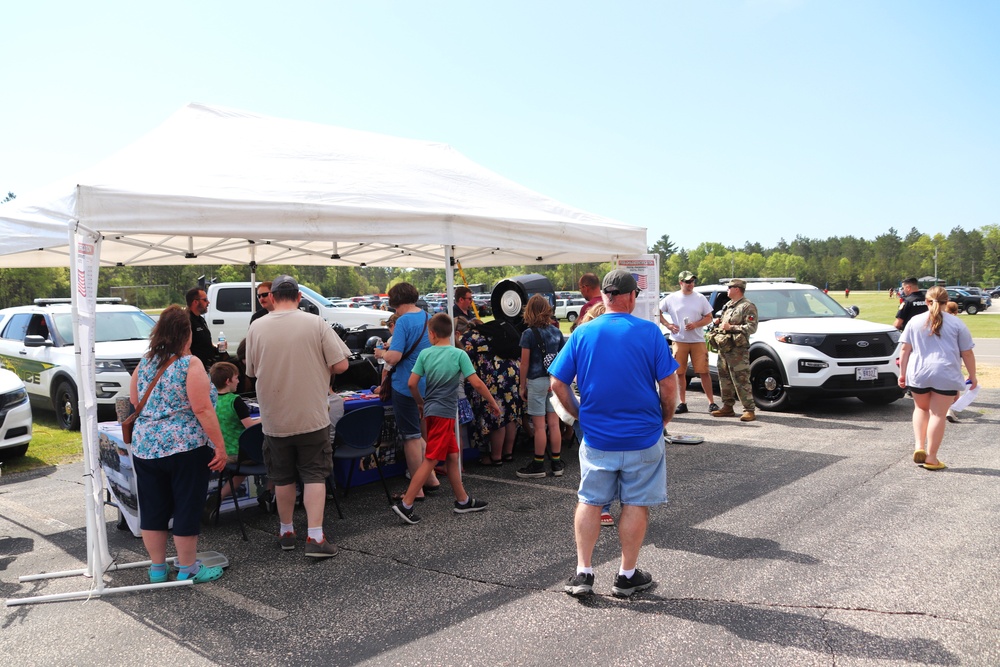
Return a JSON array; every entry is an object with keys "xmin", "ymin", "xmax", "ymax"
[
  {"xmin": 681, "ymin": 279, "xmax": 695, "ymax": 284},
  {"xmin": 257, "ymin": 293, "xmax": 270, "ymax": 299}
]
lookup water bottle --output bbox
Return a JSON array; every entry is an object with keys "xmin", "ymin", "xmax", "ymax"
[
  {"xmin": 683, "ymin": 317, "xmax": 690, "ymax": 331},
  {"xmin": 376, "ymin": 341, "xmax": 385, "ymax": 365},
  {"xmin": 217, "ymin": 331, "xmax": 227, "ymax": 355}
]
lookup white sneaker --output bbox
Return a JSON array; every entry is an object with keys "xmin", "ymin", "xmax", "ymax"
[{"xmin": 946, "ymin": 409, "xmax": 959, "ymax": 424}]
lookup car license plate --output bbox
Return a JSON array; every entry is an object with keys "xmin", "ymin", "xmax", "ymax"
[{"xmin": 855, "ymin": 367, "xmax": 878, "ymax": 381}]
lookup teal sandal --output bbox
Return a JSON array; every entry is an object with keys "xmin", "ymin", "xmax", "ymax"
[{"xmin": 176, "ymin": 560, "xmax": 224, "ymax": 583}]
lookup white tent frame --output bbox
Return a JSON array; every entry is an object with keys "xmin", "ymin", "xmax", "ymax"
[{"xmin": 1, "ymin": 104, "xmax": 645, "ymax": 605}]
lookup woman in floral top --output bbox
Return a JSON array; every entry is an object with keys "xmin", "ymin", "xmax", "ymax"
[
  {"xmin": 457, "ymin": 318, "xmax": 522, "ymax": 466},
  {"xmin": 129, "ymin": 305, "xmax": 227, "ymax": 584}
]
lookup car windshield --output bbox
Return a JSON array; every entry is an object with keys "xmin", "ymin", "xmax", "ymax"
[
  {"xmin": 300, "ymin": 285, "xmax": 336, "ymax": 308},
  {"xmin": 52, "ymin": 311, "xmax": 156, "ymax": 345},
  {"xmin": 748, "ymin": 288, "xmax": 850, "ymax": 320}
]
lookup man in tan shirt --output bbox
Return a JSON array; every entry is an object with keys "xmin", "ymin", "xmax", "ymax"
[{"xmin": 246, "ymin": 275, "xmax": 350, "ymax": 557}]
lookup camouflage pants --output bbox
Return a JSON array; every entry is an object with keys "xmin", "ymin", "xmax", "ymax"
[{"xmin": 718, "ymin": 345, "xmax": 755, "ymax": 412}]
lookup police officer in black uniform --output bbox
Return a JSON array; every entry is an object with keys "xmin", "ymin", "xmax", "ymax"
[
  {"xmin": 185, "ymin": 287, "xmax": 218, "ymax": 369},
  {"xmin": 894, "ymin": 277, "xmax": 929, "ymax": 331}
]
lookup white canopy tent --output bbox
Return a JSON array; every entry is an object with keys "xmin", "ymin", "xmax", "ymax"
[{"xmin": 1, "ymin": 103, "xmax": 646, "ymax": 604}]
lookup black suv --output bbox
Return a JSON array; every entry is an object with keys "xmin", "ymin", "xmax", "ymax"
[{"xmin": 944, "ymin": 288, "xmax": 986, "ymax": 315}]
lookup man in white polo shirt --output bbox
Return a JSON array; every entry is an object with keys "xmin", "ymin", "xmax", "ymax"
[{"xmin": 658, "ymin": 271, "xmax": 718, "ymax": 414}]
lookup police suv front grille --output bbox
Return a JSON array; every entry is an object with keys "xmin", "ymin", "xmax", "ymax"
[
  {"xmin": 816, "ymin": 334, "xmax": 895, "ymax": 359},
  {"xmin": 122, "ymin": 358, "xmax": 141, "ymax": 374}
]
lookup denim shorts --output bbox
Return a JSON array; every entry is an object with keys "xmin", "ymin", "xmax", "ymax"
[
  {"xmin": 577, "ymin": 437, "xmax": 667, "ymax": 507},
  {"xmin": 525, "ymin": 376, "xmax": 555, "ymax": 416},
  {"xmin": 393, "ymin": 390, "xmax": 423, "ymax": 441}
]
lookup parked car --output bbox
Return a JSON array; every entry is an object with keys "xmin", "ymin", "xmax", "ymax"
[
  {"xmin": 693, "ymin": 280, "xmax": 903, "ymax": 410},
  {"xmin": 471, "ymin": 294, "xmax": 492, "ymax": 317},
  {"xmin": 0, "ymin": 299, "xmax": 155, "ymax": 430},
  {"xmin": 0, "ymin": 368, "xmax": 32, "ymax": 458},
  {"xmin": 554, "ymin": 298, "xmax": 587, "ymax": 322},
  {"xmin": 944, "ymin": 288, "xmax": 986, "ymax": 315}
]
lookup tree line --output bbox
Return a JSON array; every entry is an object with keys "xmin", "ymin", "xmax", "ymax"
[{"xmin": 1, "ymin": 218, "xmax": 998, "ymax": 310}]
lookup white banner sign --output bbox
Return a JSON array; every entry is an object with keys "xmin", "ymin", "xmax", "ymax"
[{"xmin": 616, "ymin": 254, "xmax": 660, "ymax": 323}]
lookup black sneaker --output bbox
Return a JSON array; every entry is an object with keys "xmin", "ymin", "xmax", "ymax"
[
  {"xmin": 392, "ymin": 500, "xmax": 421, "ymax": 525},
  {"xmin": 564, "ymin": 572, "xmax": 594, "ymax": 597},
  {"xmin": 708, "ymin": 402, "xmax": 720, "ymax": 412},
  {"xmin": 516, "ymin": 460, "xmax": 547, "ymax": 479},
  {"xmin": 612, "ymin": 568, "xmax": 653, "ymax": 597},
  {"xmin": 550, "ymin": 459, "xmax": 565, "ymax": 477},
  {"xmin": 675, "ymin": 403, "xmax": 688, "ymax": 414},
  {"xmin": 454, "ymin": 498, "xmax": 488, "ymax": 513}
]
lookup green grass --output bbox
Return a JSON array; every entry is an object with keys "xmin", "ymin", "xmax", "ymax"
[
  {"xmin": 830, "ymin": 291, "xmax": 1000, "ymax": 339},
  {"xmin": 0, "ymin": 411, "xmax": 82, "ymax": 476}
]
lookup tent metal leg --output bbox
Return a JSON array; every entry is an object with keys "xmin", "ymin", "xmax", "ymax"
[{"xmin": 6, "ymin": 580, "xmax": 193, "ymax": 606}]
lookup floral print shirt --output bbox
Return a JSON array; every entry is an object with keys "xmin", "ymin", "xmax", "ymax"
[{"xmin": 132, "ymin": 355, "xmax": 212, "ymax": 460}]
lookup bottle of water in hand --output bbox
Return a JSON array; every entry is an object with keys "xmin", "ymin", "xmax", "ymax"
[{"xmin": 217, "ymin": 331, "xmax": 227, "ymax": 356}]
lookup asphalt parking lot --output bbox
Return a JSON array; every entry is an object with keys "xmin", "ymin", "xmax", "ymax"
[{"xmin": 2, "ymin": 389, "xmax": 999, "ymax": 666}]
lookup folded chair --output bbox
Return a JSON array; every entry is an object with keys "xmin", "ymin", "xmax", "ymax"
[
  {"xmin": 213, "ymin": 423, "xmax": 268, "ymax": 541},
  {"xmin": 328, "ymin": 405, "xmax": 391, "ymax": 517}
]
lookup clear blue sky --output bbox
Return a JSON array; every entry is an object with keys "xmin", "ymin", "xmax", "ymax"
[{"xmin": 2, "ymin": 1, "xmax": 997, "ymax": 252}]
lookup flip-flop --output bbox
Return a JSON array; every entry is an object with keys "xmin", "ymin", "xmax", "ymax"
[
  {"xmin": 921, "ymin": 461, "xmax": 947, "ymax": 471},
  {"xmin": 391, "ymin": 491, "xmax": 424, "ymax": 502},
  {"xmin": 913, "ymin": 449, "xmax": 927, "ymax": 464},
  {"xmin": 422, "ymin": 484, "xmax": 442, "ymax": 494},
  {"xmin": 501, "ymin": 454, "xmax": 514, "ymax": 463},
  {"xmin": 477, "ymin": 458, "xmax": 503, "ymax": 467}
]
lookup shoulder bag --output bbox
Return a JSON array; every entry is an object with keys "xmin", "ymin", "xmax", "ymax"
[
  {"xmin": 121, "ymin": 355, "xmax": 179, "ymax": 444},
  {"xmin": 378, "ymin": 314, "xmax": 428, "ymax": 399},
  {"xmin": 531, "ymin": 327, "xmax": 557, "ymax": 371}
]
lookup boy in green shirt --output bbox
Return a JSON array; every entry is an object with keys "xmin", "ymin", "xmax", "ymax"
[
  {"xmin": 209, "ymin": 362, "xmax": 260, "ymax": 507},
  {"xmin": 392, "ymin": 314, "xmax": 500, "ymax": 525}
]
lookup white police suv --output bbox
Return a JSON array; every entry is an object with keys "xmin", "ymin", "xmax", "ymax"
[
  {"xmin": 0, "ymin": 368, "xmax": 32, "ymax": 458},
  {"xmin": 0, "ymin": 299, "xmax": 155, "ymax": 430},
  {"xmin": 693, "ymin": 280, "xmax": 903, "ymax": 410}
]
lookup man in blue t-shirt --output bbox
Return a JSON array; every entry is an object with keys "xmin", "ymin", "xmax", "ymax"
[{"xmin": 550, "ymin": 269, "xmax": 678, "ymax": 598}]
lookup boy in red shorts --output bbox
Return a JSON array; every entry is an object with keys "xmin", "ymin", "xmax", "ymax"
[{"xmin": 392, "ymin": 313, "xmax": 500, "ymax": 525}]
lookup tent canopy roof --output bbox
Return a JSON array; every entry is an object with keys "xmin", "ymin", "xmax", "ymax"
[{"xmin": 0, "ymin": 103, "xmax": 645, "ymax": 268}]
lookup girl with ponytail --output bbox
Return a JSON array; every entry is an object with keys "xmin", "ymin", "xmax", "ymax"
[{"xmin": 897, "ymin": 286, "xmax": 977, "ymax": 470}]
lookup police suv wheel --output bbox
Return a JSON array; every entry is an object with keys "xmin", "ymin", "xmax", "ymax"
[
  {"xmin": 53, "ymin": 380, "xmax": 80, "ymax": 431},
  {"xmin": 750, "ymin": 357, "xmax": 789, "ymax": 411}
]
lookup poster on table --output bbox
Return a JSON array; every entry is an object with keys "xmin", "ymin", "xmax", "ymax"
[
  {"xmin": 615, "ymin": 255, "xmax": 660, "ymax": 324},
  {"xmin": 97, "ymin": 422, "xmax": 257, "ymax": 537}
]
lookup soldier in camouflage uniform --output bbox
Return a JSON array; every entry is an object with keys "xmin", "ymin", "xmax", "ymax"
[{"xmin": 709, "ymin": 279, "xmax": 758, "ymax": 422}]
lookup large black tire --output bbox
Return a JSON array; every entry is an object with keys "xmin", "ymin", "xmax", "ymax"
[
  {"xmin": 750, "ymin": 357, "xmax": 790, "ymax": 411},
  {"xmin": 0, "ymin": 444, "xmax": 29, "ymax": 459},
  {"xmin": 53, "ymin": 380, "xmax": 81, "ymax": 431},
  {"xmin": 567, "ymin": 311, "xmax": 579, "ymax": 322},
  {"xmin": 966, "ymin": 304, "xmax": 978, "ymax": 315}
]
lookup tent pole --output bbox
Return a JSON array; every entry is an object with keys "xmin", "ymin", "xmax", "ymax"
[{"xmin": 444, "ymin": 246, "xmax": 463, "ymax": 472}]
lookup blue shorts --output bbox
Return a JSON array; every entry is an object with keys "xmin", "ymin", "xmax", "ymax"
[
  {"xmin": 577, "ymin": 437, "xmax": 667, "ymax": 507},
  {"xmin": 134, "ymin": 446, "xmax": 213, "ymax": 536},
  {"xmin": 393, "ymin": 390, "xmax": 422, "ymax": 441},
  {"xmin": 526, "ymin": 376, "xmax": 555, "ymax": 416}
]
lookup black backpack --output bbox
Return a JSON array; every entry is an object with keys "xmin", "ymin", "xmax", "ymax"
[{"xmin": 475, "ymin": 320, "xmax": 524, "ymax": 360}]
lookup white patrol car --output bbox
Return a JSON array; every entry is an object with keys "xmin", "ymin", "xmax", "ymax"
[
  {"xmin": 0, "ymin": 299, "xmax": 155, "ymax": 430},
  {"xmin": 0, "ymin": 368, "xmax": 32, "ymax": 458},
  {"xmin": 692, "ymin": 280, "xmax": 903, "ymax": 410}
]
